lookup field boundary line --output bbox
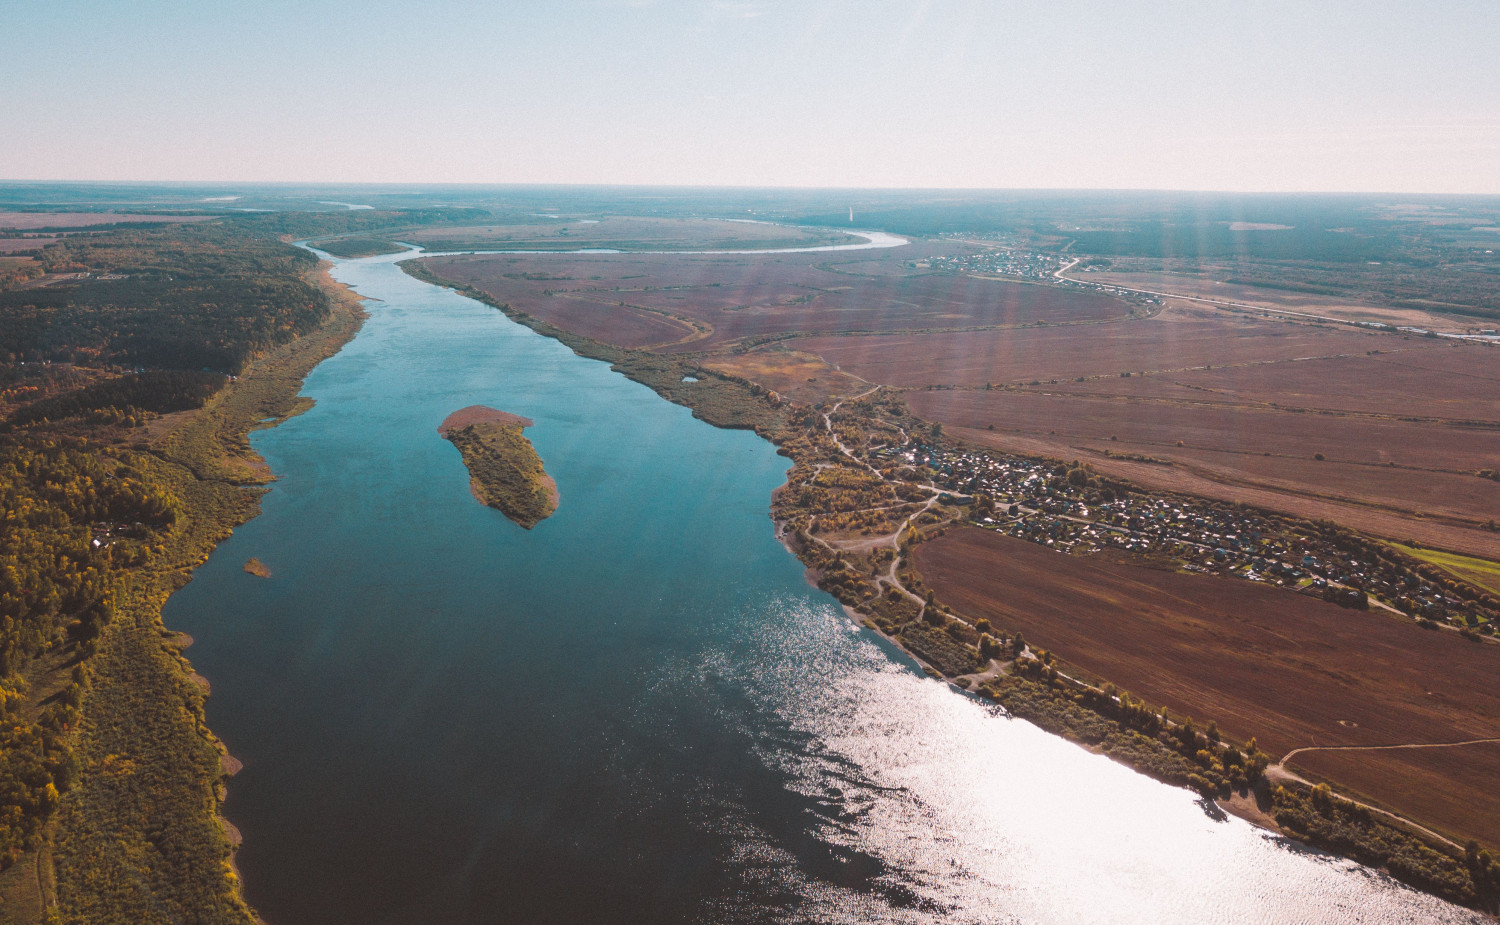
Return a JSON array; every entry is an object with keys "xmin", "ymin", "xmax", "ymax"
[{"xmin": 1278, "ymin": 736, "xmax": 1500, "ymax": 766}]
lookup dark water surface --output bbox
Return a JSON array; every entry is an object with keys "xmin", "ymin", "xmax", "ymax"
[{"xmin": 163, "ymin": 251, "xmax": 1482, "ymax": 924}]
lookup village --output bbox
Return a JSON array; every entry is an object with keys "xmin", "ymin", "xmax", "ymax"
[
  {"xmin": 865, "ymin": 433, "xmax": 1500, "ymax": 638},
  {"xmin": 919, "ymin": 245, "xmax": 1062, "ymax": 281},
  {"xmin": 919, "ymin": 242, "xmax": 1165, "ymax": 308}
]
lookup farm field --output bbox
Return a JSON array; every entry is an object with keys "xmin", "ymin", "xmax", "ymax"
[
  {"xmin": 906, "ymin": 388, "xmax": 1500, "ymax": 472},
  {"xmin": 1024, "ymin": 346, "xmax": 1500, "ymax": 422},
  {"xmin": 912, "ymin": 527, "xmax": 1500, "ymax": 847},
  {"xmin": 0, "ymin": 237, "xmax": 54, "ymax": 253},
  {"xmin": 419, "ymin": 247, "xmax": 1134, "ymax": 353},
  {"xmin": 0, "ymin": 211, "xmax": 214, "ymax": 229},
  {"xmin": 796, "ymin": 303, "xmax": 1425, "ymax": 387},
  {"xmin": 505, "ymin": 290, "xmax": 696, "ymax": 349},
  {"xmin": 1080, "ymin": 267, "xmax": 1489, "ymax": 333},
  {"xmin": 701, "ymin": 350, "xmax": 869, "ymax": 404}
]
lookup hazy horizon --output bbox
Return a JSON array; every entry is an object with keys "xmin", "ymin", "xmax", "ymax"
[
  {"xmin": 4, "ymin": 0, "xmax": 1499, "ymax": 194},
  {"xmin": 6, "ymin": 180, "xmax": 1500, "ymax": 199}
]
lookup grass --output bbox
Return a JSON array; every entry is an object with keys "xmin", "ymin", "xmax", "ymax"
[
  {"xmin": 310, "ymin": 237, "xmax": 406, "ymax": 258},
  {"xmin": 1391, "ymin": 542, "xmax": 1500, "ymax": 597},
  {"xmin": 444, "ymin": 422, "xmax": 557, "ymax": 529}
]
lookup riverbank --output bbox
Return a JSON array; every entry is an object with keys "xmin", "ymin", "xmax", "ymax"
[
  {"xmin": 35, "ymin": 262, "xmax": 366, "ymax": 924},
  {"xmin": 400, "ymin": 257, "xmax": 1500, "ymax": 915}
]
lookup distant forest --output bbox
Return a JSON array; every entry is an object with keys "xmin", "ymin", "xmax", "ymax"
[
  {"xmin": 1, "ymin": 226, "xmax": 328, "ymax": 371},
  {"xmin": 792, "ymin": 192, "xmax": 1500, "ymax": 318}
]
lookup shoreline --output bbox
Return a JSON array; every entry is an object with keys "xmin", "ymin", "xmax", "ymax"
[
  {"xmin": 45, "ymin": 258, "xmax": 370, "ymax": 923},
  {"xmin": 398, "ymin": 255, "xmax": 1499, "ymax": 916},
  {"xmin": 203, "ymin": 261, "xmax": 372, "ymax": 897}
]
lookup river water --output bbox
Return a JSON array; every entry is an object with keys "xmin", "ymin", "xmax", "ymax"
[{"xmin": 163, "ymin": 246, "xmax": 1482, "ymax": 924}]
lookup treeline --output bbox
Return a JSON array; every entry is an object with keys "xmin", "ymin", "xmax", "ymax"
[
  {"xmin": 0, "ymin": 218, "xmax": 372, "ymax": 867},
  {"xmin": 229, "ymin": 206, "xmax": 486, "ymax": 241},
  {"xmin": 0, "ymin": 436, "xmax": 179, "ymax": 868},
  {"xmin": 0, "ymin": 257, "xmax": 44, "ymax": 288},
  {"xmin": 36, "ymin": 225, "xmax": 319, "ymax": 280},
  {"xmin": 1274, "ymin": 784, "xmax": 1500, "ymax": 910},
  {"xmin": 0, "ymin": 438, "xmax": 176, "ymax": 668},
  {"xmin": 5, "ymin": 369, "xmax": 227, "ymax": 429},
  {"xmin": 0, "ymin": 691, "xmax": 76, "ymax": 871}
]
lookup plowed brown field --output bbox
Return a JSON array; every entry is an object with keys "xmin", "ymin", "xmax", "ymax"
[
  {"xmin": 0, "ymin": 237, "xmax": 53, "ymax": 253},
  {"xmin": 913, "ymin": 527, "xmax": 1500, "ymax": 845},
  {"xmin": 1028, "ymin": 346, "xmax": 1500, "ymax": 423},
  {"xmin": 418, "ymin": 249, "xmax": 1133, "ymax": 353},
  {"xmin": 0, "ymin": 212, "xmax": 213, "ymax": 229},
  {"xmin": 797, "ymin": 305, "xmax": 1414, "ymax": 387}
]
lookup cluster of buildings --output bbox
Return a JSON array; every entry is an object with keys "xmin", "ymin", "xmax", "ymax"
[
  {"xmin": 870, "ymin": 439, "xmax": 1498, "ymax": 634},
  {"xmin": 919, "ymin": 244, "xmax": 1163, "ymax": 308},
  {"xmin": 919, "ymin": 248, "xmax": 1062, "ymax": 281}
]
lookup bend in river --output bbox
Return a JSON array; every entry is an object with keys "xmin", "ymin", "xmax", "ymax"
[
  {"xmin": 410, "ymin": 228, "xmax": 910, "ymax": 256},
  {"xmin": 161, "ymin": 245, "xmax": 1485, "ymax": 924}
]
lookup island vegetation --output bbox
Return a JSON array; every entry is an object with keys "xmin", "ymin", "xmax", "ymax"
[
  {"xmin": 309, "ymin": 237, "xmax": 407, "ymax": 258},
  {"xmin": 438, "ymin": 406, "xmax": 557, "ymax": 529}
]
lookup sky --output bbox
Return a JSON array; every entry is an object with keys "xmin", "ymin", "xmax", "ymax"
[{"xmin": 3, "ymin": 0, "xmax": 1498, "ymax": 193}]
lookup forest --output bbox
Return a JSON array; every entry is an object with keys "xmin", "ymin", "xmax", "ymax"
[
  {"xmin": 4, "ymin": 370, "xmax": 227, "ymax": 429},
  {"xmin": 0, "ymin": 438, "xmax": 179, "ymax": 867}
]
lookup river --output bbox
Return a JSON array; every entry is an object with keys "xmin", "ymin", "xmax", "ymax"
[
  {"xmin": 404, "ymin": 228, "xmax": 911, "ymax": 256},
  {"xmin": 161, "ymin": 244, "xmax": 1483, "ymax": 924}
]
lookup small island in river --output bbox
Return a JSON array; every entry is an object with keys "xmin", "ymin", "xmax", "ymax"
[{"xmin": 439, "ymin": 405, "xmax": 558, "ymax": 529}]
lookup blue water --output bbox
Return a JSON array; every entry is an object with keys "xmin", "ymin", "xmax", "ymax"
[{"xmin": 163, "ymin": 251, "xmax": 1484, "ymax": 924}]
